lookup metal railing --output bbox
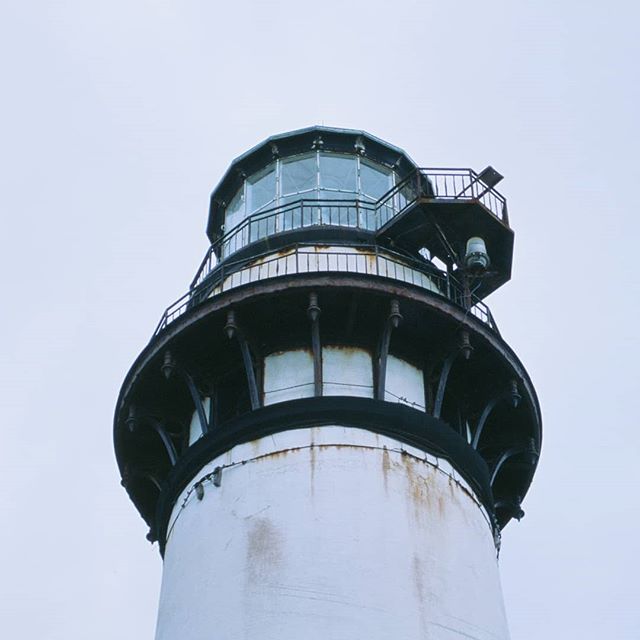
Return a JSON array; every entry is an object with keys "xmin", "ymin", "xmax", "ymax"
[
  {"xmin": 377, "ymin": 168, "xmax": 508, "ymax": 229},
  {"xmin": 154, "ymin": 244, "xmax": 499, "ymax": 338},
  {"xmin": 191, "ymin": 167, "xmax": 507, "ymax": 290},
  {"xmin": 191, "ymin": 199, "xmax": 378, "ymax": 289}
]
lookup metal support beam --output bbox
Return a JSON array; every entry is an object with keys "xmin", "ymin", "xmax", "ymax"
[
  {"xmin": 238, "ymin": 338, "xmax": 260, "ymax": 410},
  {"xmin": 375, "ymin": 300, "xmax": 402, "ymax": 400},
  {"xmin": 433, "ymin": 332, "xmax": 473, "ymax": 420},
  {"xmin": 224, "ymin": 310, "xmax": 260, "ymax": 410},
  {"xmin": 208, "ymin": 389, "xmax": 217, "ymax": 432},
  {"xmin": 147, "ymin": 417, "xmax": 179, "ymax": 466},
  {"xmin": 143, "ymin": 472, "xmax": 163, "ymax": 492},
  {"xmin": 433, "ymin": 352, "xmax": 456, "ymax": 419},
  {"xmin": 160, "ymin": 351, "xmax": 209, "ymax": 438},
  {"xmin": 490, "ymin": 439, "xmax": 538, "ymax": 488},
  {"xmin": 307, "ymin": 292, "xmax": 323, "ymax": 397},
  {"xmin": 180, "ymin": 370, "xmax": 209, "ymax": 436},
  {"xmin": 431, "ymin": 217, "xmax": 462, "ymax": 268},
  {"xmin": 472, "ymin": 381, "xmax": 521, "ymax": 450},
  {"xmin": 126, "ymin": 406, "xmax": 179, "ymax": 466},
  {"xmin": 472, "ymin": 395, "xmax": 503, "ymax": 450}
]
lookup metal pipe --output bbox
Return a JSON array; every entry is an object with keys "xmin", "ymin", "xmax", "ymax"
[{"xmin": 307, "ymin": 292, "xmax": 323, "ymax": 397}]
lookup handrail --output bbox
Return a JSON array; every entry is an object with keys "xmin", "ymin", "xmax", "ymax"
[
  {"xmin": 190, "ymin": 198, "xmax": 378, "ymax": 289},
  {"xmin": 191, "ymin": 167, "xmax": 508, "ymax": 290},
  {"xmin": 378, "ymin": 167, "xmax": 508, "ymax": 228},
  {"xmin": 154, "ymin": 244, "xmax": 500, "ymax": 339}
]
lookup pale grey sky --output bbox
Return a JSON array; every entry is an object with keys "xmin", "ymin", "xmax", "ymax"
[{"xmin": 1, "ymin": 1, "xmax": 638, "ymax": 638}]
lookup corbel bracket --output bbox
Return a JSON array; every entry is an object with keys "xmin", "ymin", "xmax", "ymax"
[
  {"xmin": 375, "ymin": 299, "xmax": 402, "ymax": 400},
  {"xmin": 224, "ymin": 310, "xmax": 260, "ymax": 410},
  {"xmin": 160, "ymin": 351, "xmax": 209, "ymax": 437}
]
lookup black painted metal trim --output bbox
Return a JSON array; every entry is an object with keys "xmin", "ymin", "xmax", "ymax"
[
  {"xmin": 154, "ymin": 396, "xmax": 495, "ymax": 555},
  {"xmin": 307, "ymin": 292, "xmax": 323, "ymax": 397}
]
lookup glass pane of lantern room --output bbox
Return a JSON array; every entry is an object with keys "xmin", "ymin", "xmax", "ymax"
[
  {"xmin": 361, "ymin": 160, "xmax": 393, "ymax": 200},
  {"xmin": 280, "ymin": 156, "xmax": 318, "ymax": 230},
  {"xmin": 281, "ymin": 155, "xmax": 317, "ymax": 196},
  {"xmin": 247, "ymin": 165, "xmax": 276, "ymax": 213},
  {"xmin": 319, "ymin": 154, "xmax": 357, "ymax": 193},
  {"xmin": 225, "ymin": 188, "xmax": 245, "ymax": 231}
]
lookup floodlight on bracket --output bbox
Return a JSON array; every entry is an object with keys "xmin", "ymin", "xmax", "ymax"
[
  {"xmin": 477, "ymin": 166, "xmax": 504, "ymax": 189},
  {"xmin": 455, "ymin": 165, "xmax": 504, "ymax": 200}
]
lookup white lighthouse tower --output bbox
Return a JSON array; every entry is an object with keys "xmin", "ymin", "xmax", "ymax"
[{"xmin": 115, "ymin": 127, "xmax": 541, "ymax": 640}]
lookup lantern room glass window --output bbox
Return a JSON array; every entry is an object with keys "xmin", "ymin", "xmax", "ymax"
[
  {"xmin": 225, "ymin": 189, "xmax": 245, "ymax": 231},
  {"xmin": 247, "ymin": 165, "xmax": 277, "ymax": 213},
  {"xmin": 361, "ymin": 159, "xmax": 394, "ymax": 200},
  {"xmin": 319, "ymin": 154, "xmax": 357, "ymax": 195},
  {"xmin": 281, "ymin": 154, "xmax": 317, "ymax": 203},
  {"xmin": 222, "ymin": 152, "xmax": 398, "ymax": 236}
]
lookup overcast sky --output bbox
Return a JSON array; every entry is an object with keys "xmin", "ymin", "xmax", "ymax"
[{"xmin": 1, "ymin": 1, "xmax": 638, "ymax": 638}]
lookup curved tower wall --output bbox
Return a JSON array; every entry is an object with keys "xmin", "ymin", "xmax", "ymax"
[{"xmin": 157, "ymin": 428, "xmax": 509, "ymax": 640}]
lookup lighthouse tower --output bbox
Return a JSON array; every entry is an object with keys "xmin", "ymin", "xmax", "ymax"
[{"xmin": 114, "ymin": 127, "xmax": 541, "ymax": 640}]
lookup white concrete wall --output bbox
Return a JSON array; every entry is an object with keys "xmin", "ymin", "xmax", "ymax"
[
  {"xmin": 156, "ymin": 427, "xmax": 509, "ymax": 640},
  {"xmin": 264, "ymin": 346, "xmax": 373, "ymax": 405},
  {"xmin": 261, "ymin": 346, "xmax": 375, "ymax": 407},
  {"xmin": 322, "ymin": 346, "xmax": 373, "ymax": 397},
  {"xmin": 263, "ymin": 348, "xmax": 424, "ymax": 406},
  {"xmin": 263, "ymin": 349, "xmax": 315, "ymax": 405},
  {"xmin": 384, "ymin": 354, "xmax": 425, "ymax": 410},
  {"xmin": 190, "ymin": 350, "xmax": 427, "ymax": 444}
]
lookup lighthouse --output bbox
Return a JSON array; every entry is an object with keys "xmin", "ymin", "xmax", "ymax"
[{"xmin": 114, "ymin": 126, "xmax": 542, "ymax": 640}]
